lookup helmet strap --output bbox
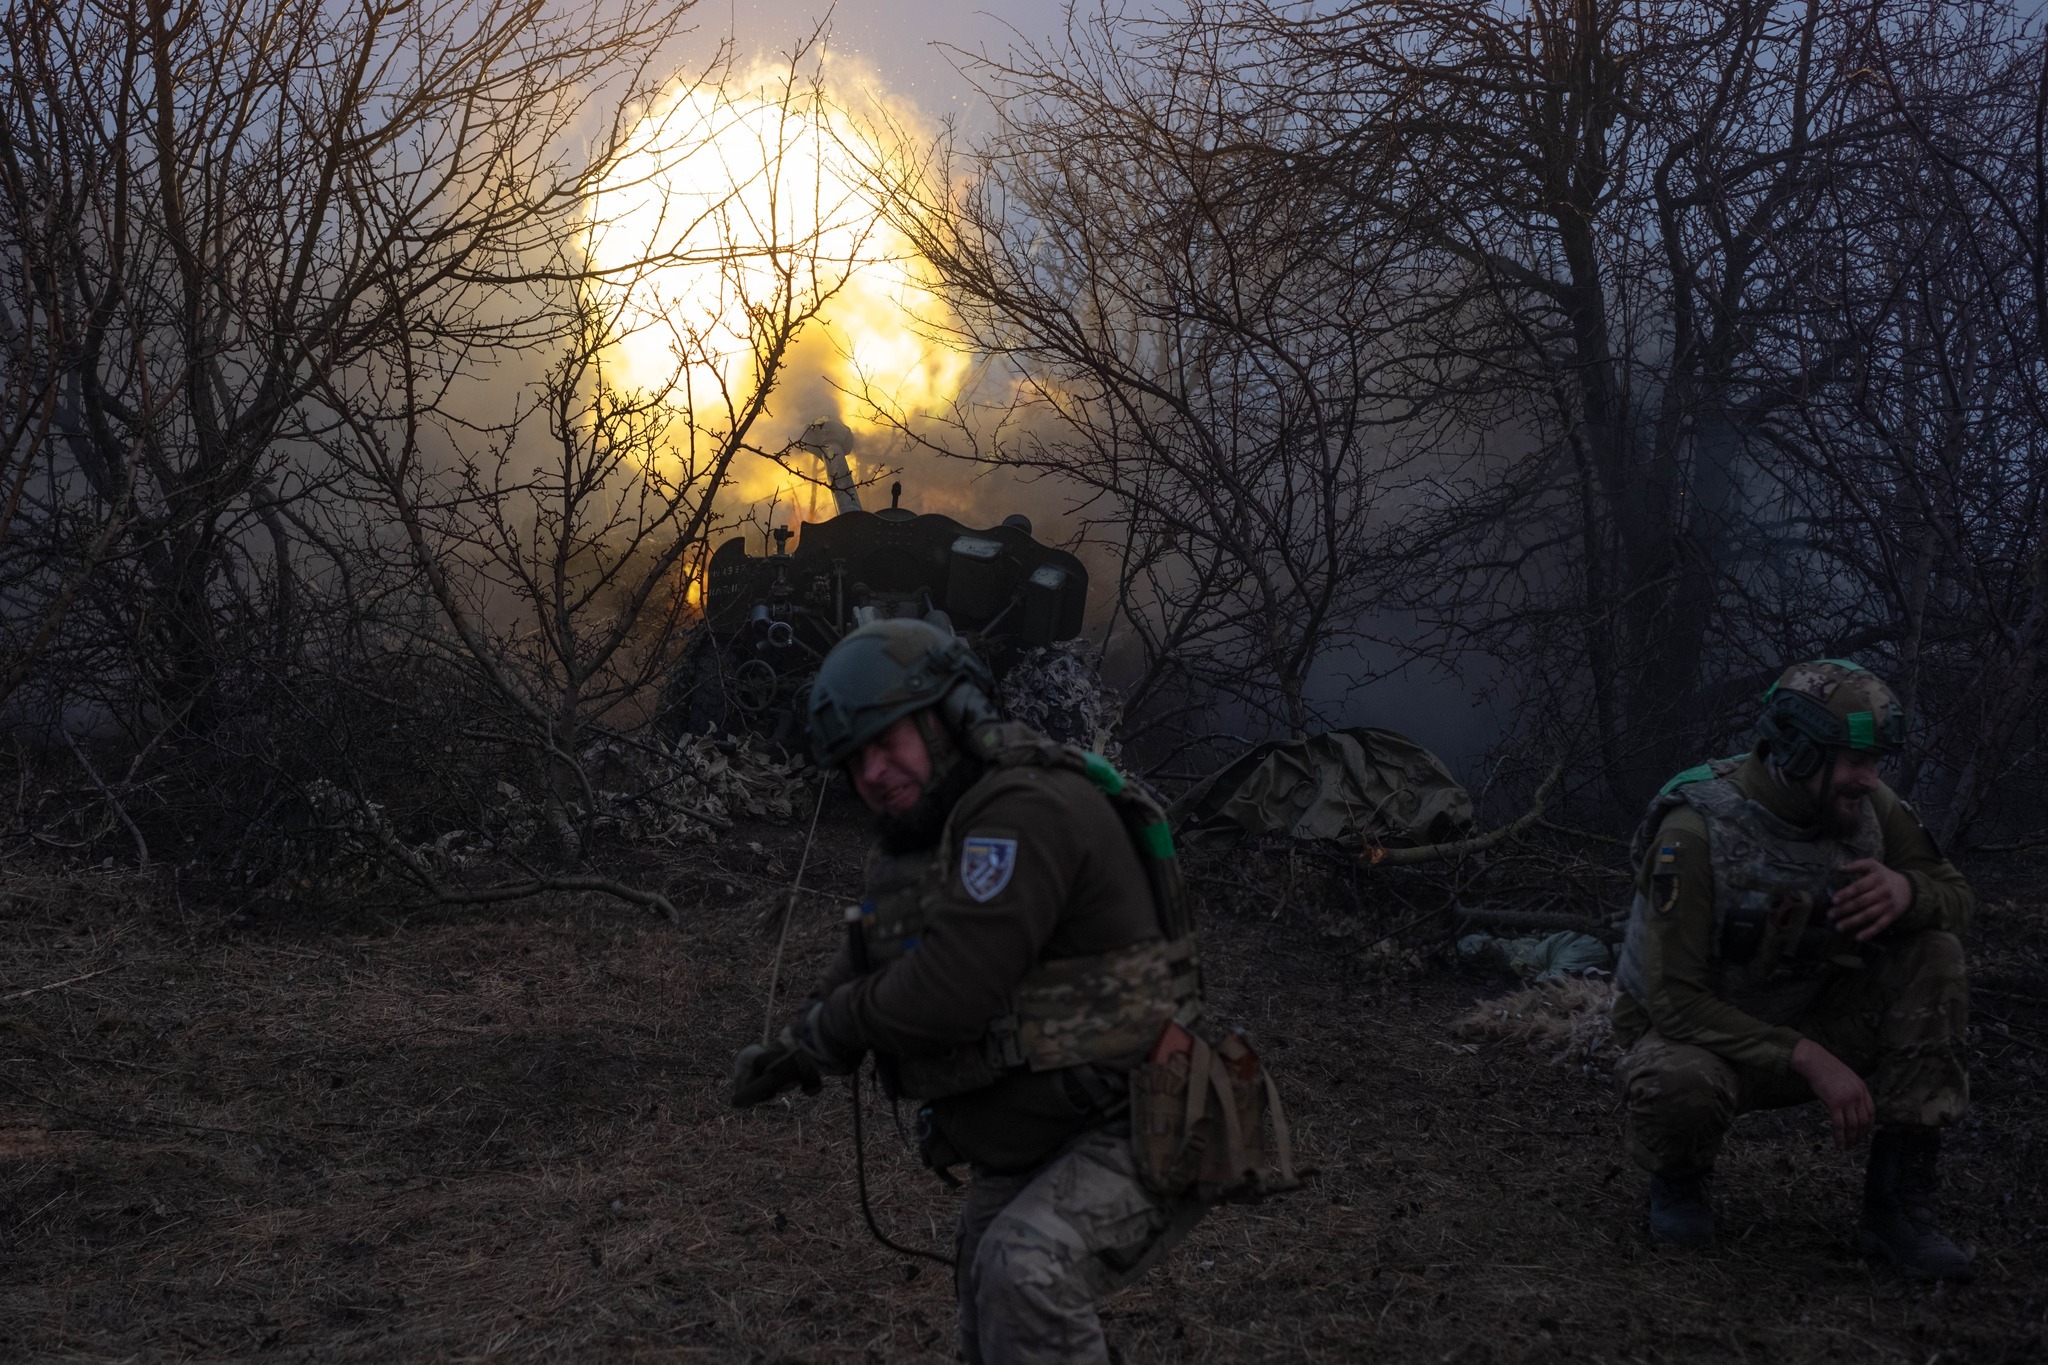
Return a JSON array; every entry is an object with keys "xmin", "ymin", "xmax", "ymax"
[
  {"xmin": 913, "ymin": 707, "xmax": 960, "ymax": 784},
  {"xmin": 1765, "ymin": 742, "xmax": 1852, "ymax": 833},
  {"xmin": 1814, "ymin": 749, "xmax": 1838, "ymax": 812}
]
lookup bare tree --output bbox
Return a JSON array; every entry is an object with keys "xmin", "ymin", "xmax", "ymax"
[
  {"xmin": 0, "ymin": 0, "xmax": 695, "ymax": 872},
  {"xmin": 876, "ymin": 13, "xmax": 1466, "ymax": 757},
  {"xmin": 1773, "ymin": 8, "xmax": 2048, "ymax": 842},
  {"xmin": 331, "ymin": 53, "xmax": 872, "ymax": 865},
  {"xmin": 879, "ymin": 0, "xmax": 2045, "ymax": 839},
  {"xmin": 1221, "ymin": 0, "xmax": 1966, "ymax": 807}
]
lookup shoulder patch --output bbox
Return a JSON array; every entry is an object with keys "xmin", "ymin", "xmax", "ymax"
[
  {"xmin": 1652, "ymin": 843, "xmax": 1681, "ymax": 913},
  {"xmin": 958, "ymin": 836, "xmax": 1019, "ymax": 903}
]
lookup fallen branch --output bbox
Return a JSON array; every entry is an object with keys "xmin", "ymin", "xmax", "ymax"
[
  {"xmin": 1374, "ymin": 764, "xmax": 1564, "ymax": 867},
  {"xmin": 0, "ymin": 963, "xmax": 125, "ymax": 1002},
  {"xmin": 1968, "ymin": 829, "xmax": 2048, "ymax": 855},
  {"xmin": 1535, "ymin": 818, "xmax": 1625, "ymax": 848},
  {"xmin": 330, "ymin": 779, "xmax": 684, "ymax": 925},
  {"xmin": 407, "ymin": 873, "xmax": 681, "ymax": 925}
]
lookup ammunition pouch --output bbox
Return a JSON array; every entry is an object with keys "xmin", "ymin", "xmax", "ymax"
[
  {"xmin": 1719, "ymin": 888, "xmax": 1837, "ymax": 975},
  {"xmin": 1059, "ymin": 1062, "xmax": 1127, "ymax": 1118},
  {"xmin": 1129, "ymin": 1006, "xmax": 1305, "ymax": 1204}
]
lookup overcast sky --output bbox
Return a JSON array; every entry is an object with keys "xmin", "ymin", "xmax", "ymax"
[{"xmin": 691, "ymin": 0, "xmax": 1075, "ymax": 120}]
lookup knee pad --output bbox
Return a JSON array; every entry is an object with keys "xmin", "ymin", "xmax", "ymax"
[
  {"xmin": 971, "ymin": 1212, "xmax": 1068, "ymax": 1306},
  {"xmin": 1625, "ymin": 1054, "xmax": 1736, "ymax": 1127}
]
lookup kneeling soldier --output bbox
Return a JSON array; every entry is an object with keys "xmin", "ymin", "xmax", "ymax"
[
  {"xmin": 1613, "ymin": 660, "xmax": 1975, "ymax": 1279},
  {"xmin": 732, "ymin": 620, "xmax": 1210, "ymax": 1364}
]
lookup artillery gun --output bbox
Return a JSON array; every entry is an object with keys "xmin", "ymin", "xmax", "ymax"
[{"xmin": 665, "ymin": 421, "xmax": 1092, "ymax": 751}]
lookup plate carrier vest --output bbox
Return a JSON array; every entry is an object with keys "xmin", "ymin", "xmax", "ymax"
[
  {"xmin": 1615, "ymin": 757, "xmax": 1881, "ymax": 1025},
  {"xmin": 853, "ymin": 722, "xmax": 1201, "ymax": 1101}
]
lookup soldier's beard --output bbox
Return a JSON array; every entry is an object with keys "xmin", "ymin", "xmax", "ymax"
[
  {"xmin": 1764, "ymin": 750, "xmax": 1866, "ymax": 838},
  {"xmin": 1817, "ymin": 797, "xmax": 1863, "ymax": 839},
  {"xmin": 873, "ymin": 718, "xmax": 985, "ymax": 853},
  {"xmin": 1809, "ymin": 762, "xmax": 1872, "ymax": 839}
]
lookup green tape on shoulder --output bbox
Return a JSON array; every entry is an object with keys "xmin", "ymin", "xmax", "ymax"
[
  {"xmin": 1847, "ymin": 711, "xmax": 1876, "ymax": 749},
  {"xmin": 1083, "ymin": 752, "xmax": 1125, "ymax": 795},
  {"xmin": 1140, "ymin": 820, "xmax": 1174, "ymax": 859},
  {"xmin": 1657, "ymin": 763, "xmax": 1716, "ymax": 797}
]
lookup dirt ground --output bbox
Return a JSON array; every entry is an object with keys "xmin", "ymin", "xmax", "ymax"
[{"xmin": 1, "ymin": 806, "xmax": 2044, "ymax": 1363}]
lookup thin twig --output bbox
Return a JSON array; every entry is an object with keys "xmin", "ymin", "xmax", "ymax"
[
  {"xmin": 1352, "ymin": 901, "xmax": 1451, "ymax": 952},
  {"xmin": 763, "ymin": 773, "xmax": 833, "ymax": 1044},
  {"xmin": 0, "ymin": 963, "xmax": 124, "ymax": 1002},
  {"xmin": 59, "ymin": 730, "xmax": 148, "ymax": 867}
]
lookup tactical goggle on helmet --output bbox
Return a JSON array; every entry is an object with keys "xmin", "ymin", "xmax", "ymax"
[
  {"xmin": 1754, "ymin": 658, "xmax": 1907, "ymax": 781},
  {"xmin": 807, "ymin": 617, "xmax": 995, "ymax": 768}
]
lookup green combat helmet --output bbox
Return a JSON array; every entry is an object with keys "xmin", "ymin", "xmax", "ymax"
[
  {"xmin": 1754, "ymin": 659, "xmax": 1907, "ymax": 780},
  {"xmin": 807, "ymin": 618, "xmax": 996, "ymax": 767}
]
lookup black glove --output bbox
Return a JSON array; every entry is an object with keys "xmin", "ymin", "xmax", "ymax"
[
  {"xmin": 730, "ymin": 1004, "xmax": 862, "ymax": 1108},
  {"xmin": 792, "ymin": 1001, "xmax": 862, "ymax": 1076},
  {"xmin": 730, "ymin": 1026, "xmax": 823, "ymax": 1108}
]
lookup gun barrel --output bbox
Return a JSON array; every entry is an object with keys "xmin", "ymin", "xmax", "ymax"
[{"xmin": 797, "ymin": 419, "xmax": 864, "ymax": 515}]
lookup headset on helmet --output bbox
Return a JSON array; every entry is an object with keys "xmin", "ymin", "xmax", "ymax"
[
  {"xmin": 1754, "ymin": 658, "xmax": 1907, "ymax": 781},
  {"xmin": 806, "ymin": 618, "xmax": 997, "ymax": 767}
]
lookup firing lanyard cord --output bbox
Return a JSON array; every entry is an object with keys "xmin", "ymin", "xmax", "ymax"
[
  {"xmin": 758, "ymin": 771, "xmax": 953, "ymax": 1268},
  {"xmin": 849, "ymin": 1066, "xmax": 957, "ymax": 1270},
  {"xmin": 761, "ymin": 772, "xmax": 832, "ymax": 1045}
]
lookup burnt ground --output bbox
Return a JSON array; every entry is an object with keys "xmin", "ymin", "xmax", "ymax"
[{"xmin": 0, "ymin": 807, "xmax": 2044, "ymax": 1363}]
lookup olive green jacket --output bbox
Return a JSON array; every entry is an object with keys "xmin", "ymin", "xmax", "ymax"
[
  {"xmin": 1612, "ymin": 754, "xmax": 1974, "ymax": 1075},
  {"xmin": 813, "ymin": 764, "xmax": 1162, "ymax": 1170}
]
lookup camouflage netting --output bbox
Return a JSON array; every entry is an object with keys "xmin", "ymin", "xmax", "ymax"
[
  {"xmin": 291, "ymin": 735, "xmax": 809, "ymax": 896},
  {"xmin": 999, "ymin": 640, "xmax": 1123, "ymax": 759},
  {"xmin": 1169, "ymin": 727, "xmax": 1473, "ymax": 848},
  {"xmin": 584, "ymin": 734, "xmax": 809, "ymax": 834}
]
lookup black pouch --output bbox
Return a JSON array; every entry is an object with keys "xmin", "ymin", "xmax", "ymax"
[{"xmin": 914, "ymin": 1105, "xmax": 965, "ymax": 1188}]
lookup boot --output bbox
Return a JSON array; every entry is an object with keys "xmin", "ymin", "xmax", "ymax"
[
  {"xmin": 1648, "ymin": 1172, "xmax": 1714, "ymax": 1248},
  {"xmin": 1856, "ymin": 1127, "xmax": 1974, "ymax": 1282}
]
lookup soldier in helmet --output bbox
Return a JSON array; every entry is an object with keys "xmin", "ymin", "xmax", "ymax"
[
  {"xmin": 729, "ymin": 619, "xmax": 1209, "ymax": 1364},
  {"xmin": 1612, "ymin": 660, "xmax": 1976, "ymax": 1278}
]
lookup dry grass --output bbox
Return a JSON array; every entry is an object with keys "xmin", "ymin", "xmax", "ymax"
[
  {"xmin": 1452, "ymin": 978, "xmax": 1618, "ymax": 1072},
  {"xmin": 0, "ymin": 826, "xmax": 2043, "ymax": 1362}
]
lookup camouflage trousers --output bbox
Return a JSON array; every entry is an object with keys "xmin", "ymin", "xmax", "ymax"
[
  {"xmin": 954, "ymin": 1125, "xmax": 1208, "ymax": 1365},
  {"xmin": 1615, "ymin": 929, "xmax": 1969, "ymax": 1176}
]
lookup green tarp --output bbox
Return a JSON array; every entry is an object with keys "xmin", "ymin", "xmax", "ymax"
[
  {"xmin": 1170, "ymin": 727, "xmax": 1474, "ymax": 848},
  {"xmin": 1456, "ymin": 930, "xmax": 1614, "ymax": 985}
]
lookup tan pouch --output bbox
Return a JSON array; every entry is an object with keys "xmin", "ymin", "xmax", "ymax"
[{"xmin": 1130, "ymin": 1012, "xmax": 1304, "ymax": 1202}]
